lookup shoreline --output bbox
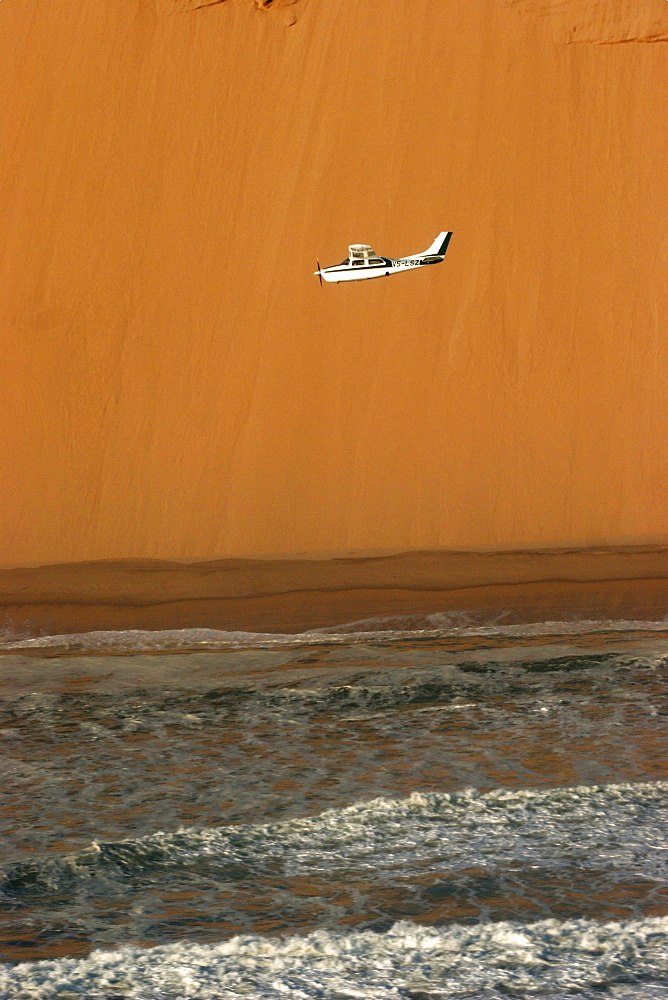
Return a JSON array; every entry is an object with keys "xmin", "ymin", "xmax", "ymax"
[{"xmin": 1, "ymin": 546, "xmax": 666, "ymax": 638}]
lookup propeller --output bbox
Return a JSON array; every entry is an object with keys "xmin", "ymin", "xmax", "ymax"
[{"xmin": 316, "ymin": 259, "xmax": 322, "ymax": 287}]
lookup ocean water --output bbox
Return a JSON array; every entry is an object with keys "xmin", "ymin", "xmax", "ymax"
[{"xmin": 1, "ymin": 615, "xmax": 667, "ymax": 998}]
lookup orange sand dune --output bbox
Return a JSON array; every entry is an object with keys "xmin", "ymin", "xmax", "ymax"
[
  {"xmin": 507, "ymin": 0, "xmax": 668, "ymax": 43},
  {"xmin": 1, "ymin": 0, "xmax": 667, "ymax": 568}
]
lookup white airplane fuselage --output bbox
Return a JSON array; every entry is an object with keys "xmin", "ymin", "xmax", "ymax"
[{"xmin": 315, "ymin": 232, "xmax": 452, "ymax": 284}]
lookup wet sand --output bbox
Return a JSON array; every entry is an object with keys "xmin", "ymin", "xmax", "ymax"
[{"xmin": 1, "ymin": 546, "xmax": 666, "ymax": 637}]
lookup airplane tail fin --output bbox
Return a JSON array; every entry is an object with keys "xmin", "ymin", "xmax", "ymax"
[{"xmin": 419, "ymin": 231, "xmax": 453, "ymax": 257}]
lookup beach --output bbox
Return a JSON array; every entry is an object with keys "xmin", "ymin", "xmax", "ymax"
[{"xmin": 1, "ymin": 546, "xmax": 666, "ymax": 638}]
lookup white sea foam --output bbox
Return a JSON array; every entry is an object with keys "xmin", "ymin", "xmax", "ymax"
[
  {"xmin": 200, "ymin": 780, "xmax": 668, "ymax": 880},
  {"xmin": 2, "ymin": 615, "xmax": 667, "ymax": 654},
  {"xmin": 6, "ymin": 780, "xmax": 667, "ymax": 892},
  {"xmin": 1, "ymin": 915, "xmax": 667, "ymax": 998}
]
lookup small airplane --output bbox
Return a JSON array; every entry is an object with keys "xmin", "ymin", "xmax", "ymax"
[{"xmin": 314, "ymin": 231, "xmax": 452, "ymax": 285}]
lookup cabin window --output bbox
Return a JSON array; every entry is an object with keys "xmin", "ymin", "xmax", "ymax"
[{"xmin": 352, "ymin": 259, "xmax": 366, "ymax": 265}]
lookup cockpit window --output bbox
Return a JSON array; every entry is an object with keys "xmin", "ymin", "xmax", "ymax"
[{"xmin": 345, "ymin": 244, "xmax": 380, "ymax": 267}]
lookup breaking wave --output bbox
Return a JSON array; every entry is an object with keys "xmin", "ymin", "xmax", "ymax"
[
  {"xmin": 1, "ymin": 915, "xmax": 667, "ymax": 999},
  {"xmin": 2, "ymin": 614, "xmax": 667, "ymax": 655},
  {"xmin": 3, "ymin": 780, "xmax": 666, "ymax": 897}
]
